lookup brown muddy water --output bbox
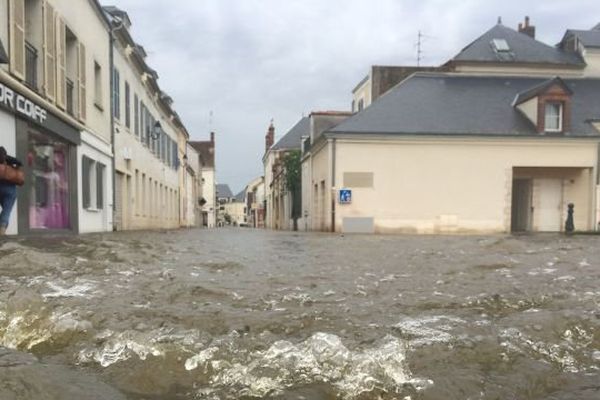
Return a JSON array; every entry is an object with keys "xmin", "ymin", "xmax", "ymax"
[{"xmin": 0, "ymin": 229, "xmax": 599, "ymax": 400}]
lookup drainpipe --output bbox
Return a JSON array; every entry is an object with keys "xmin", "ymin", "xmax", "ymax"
[
  {"xmin": 109, "ymin": 28, "xmax": 116, "ymax": 231},
  {"xmin": 331, "ymin": 138, "xmax": 336, "ymax": 233}
]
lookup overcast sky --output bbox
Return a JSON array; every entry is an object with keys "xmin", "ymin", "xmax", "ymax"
[{"xmin": 108, "ymin": 0, "xmax": 600, "ymax": 193}]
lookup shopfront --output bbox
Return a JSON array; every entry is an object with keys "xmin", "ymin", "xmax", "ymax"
[{"xmin": 1, "ymin": 81, "xmax": 81, "ymax": 234}]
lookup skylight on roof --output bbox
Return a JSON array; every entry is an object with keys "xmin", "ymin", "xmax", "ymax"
[{"xmin": 491, "ymin": 39, "xmax": 510, "ymax": 52}]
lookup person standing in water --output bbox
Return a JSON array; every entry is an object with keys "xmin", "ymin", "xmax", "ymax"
[{"xmin": 0, "ymin": 146, "xmax": 22, "ymax": 235}]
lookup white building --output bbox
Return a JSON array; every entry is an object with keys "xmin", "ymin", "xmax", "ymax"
[
  {"xmin": 104, "ymin": 6, "xmax": 189, "ymax": 231},
  {"xmin": 0, "ymin": 0, "xmax": 113, "ymax": 234}
]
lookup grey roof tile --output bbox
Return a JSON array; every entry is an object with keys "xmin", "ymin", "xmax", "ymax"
[
  {"xmin": 330, "ymin": 73, "xmax": 600, "ymax": 137},
  {"xmin": 216, "ymin": 184, "xmax": 233, "ymax": 199},
  {"xmin": 452, "ymin": 24, "xmax": 583, "ymax": 66},
  {"xmin": 564, "ymin": 29, "xmax": 600, "ymax": 48},
  {"xmin": 272, "ymin": 117, "xmax": 310, "ymax": 150}
]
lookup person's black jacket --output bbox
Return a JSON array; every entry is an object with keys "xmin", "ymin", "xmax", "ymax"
[{"xmin": 4, "ymin": 155, "xmax": 22, "ymax": 168}]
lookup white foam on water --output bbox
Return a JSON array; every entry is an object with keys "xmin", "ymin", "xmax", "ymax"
[
  {"xmin": 43, "ymin": 281, "xmax": 97, "ymax": 299},
  {"xmin": 184, "ymin": 346, "xmax": 219, "ymax": 371},
  {"xmin": 191, "ymin": 332, "xmax": 431, "ymax": 399},
  {"xmin": 393, "ymin": 316, "xmax": 465, "ymax": 347},
  {"xmin": 78, "ymin": 331, "xmax": 164, "ymax": 367},
  {"xmin": 0, "ymin": 309, "xmax": 91, "ymax": 350},
  {"xmin": 499, "ymin": 327, "xmax": 596, "ymax": 373}
]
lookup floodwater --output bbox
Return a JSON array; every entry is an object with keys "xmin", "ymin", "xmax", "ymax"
[{"xmin": 0, "ymin": 229, "xmax": 599, "ymax": 400}]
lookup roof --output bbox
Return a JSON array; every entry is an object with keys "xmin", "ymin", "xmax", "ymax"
[
  {"xmin": 329, "ymin": 73, "xmax": 600, "ymax": 138},
  {"xmin": 513, "ymin": 76, "xmax": 572, "ymax": 106},
  {"xmin": 0, "ymin": 39, "xmax": 8, "ymax": 64},
  {"xmin": 189, "ymin": 141, "xmax": 215, "ymax": 168},
  {"xmin": 272, "ymin": 117, "xmax": 310, "ymax": 151},
  {"xmin": 216, "ymin": 184, "xmax": 233, "ymax": 199},
  {"xmin": 562, "ymin": 28, "xmax": 600, "ymax": 49},
  {"xmin": 451, "ymin": 24, "xmax": 583, "ymax": 66},
  {"xmin": 234, "ymin": 190, "xmax": 245, "ymax": 202}
]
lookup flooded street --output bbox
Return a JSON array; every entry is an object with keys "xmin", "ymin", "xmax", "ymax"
[{"xmin": 0, "ymin": 229, "xmax": 599, "ymax": 400}]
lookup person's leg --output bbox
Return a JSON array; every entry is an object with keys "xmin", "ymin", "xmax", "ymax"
[{"xmin": 0, "ymin": 183, "xmax": 17, "ymax": 234}]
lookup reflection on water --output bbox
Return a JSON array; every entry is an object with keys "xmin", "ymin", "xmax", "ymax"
[{"xmin": 0, "ymin": 230, "xmax": 599, "ymax": 399}]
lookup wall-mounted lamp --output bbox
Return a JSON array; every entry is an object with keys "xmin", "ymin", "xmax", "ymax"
[{"xmin": 152, "ymin": 121, "xmax": 162, "ymax": 140}]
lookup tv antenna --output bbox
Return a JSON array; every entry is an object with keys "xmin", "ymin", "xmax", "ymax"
[{"xmin": 415, "ymin": 30, "xmax": 434, "ymax": 66}]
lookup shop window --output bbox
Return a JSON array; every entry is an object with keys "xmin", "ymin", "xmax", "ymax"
[
  {"xmin": 28, "ymin": 130, "xmax": 70, "ymax": 230},
  {"xmin": 82, "ymin": 156, "xmax": 105, "ymax": 210}
]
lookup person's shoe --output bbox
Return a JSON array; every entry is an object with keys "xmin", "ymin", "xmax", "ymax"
[{"xmin": 0, "ymin": 227, "xmax": 6, "ymax": 235}]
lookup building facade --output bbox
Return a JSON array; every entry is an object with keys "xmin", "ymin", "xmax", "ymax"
[
  {"xmin": 190, "ymin": 133, "xmax": 216, "ymax": 228},
  {"xmin": 264, "ymin": 117, "xmax": 309, "ymax": 230},
  {"xmin": 105, "ymin": 6, "xmax": 189, "ymax": 231},
  {"xmin": 0, "ymin": 0, "xmax": 113, "ymax": 235},
  {"xmin": 303, "ymin": 20, "xmax": 600, "ymax": 234}
]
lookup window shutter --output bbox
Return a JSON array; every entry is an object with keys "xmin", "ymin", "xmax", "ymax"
[
  {"xmin": 77, "ymin": 42, "xmax": 87, "ymax": 122},
  {"xmin": 55, "ymin": 17, "xmax": 66, "ymax": 109},
  {"xmin": 43, "ymin": 0, "xmax": 56, "ymax": 101},
  {"xmin": 9, "ymin": 0, "xmax": 26, "ymax": 79}
]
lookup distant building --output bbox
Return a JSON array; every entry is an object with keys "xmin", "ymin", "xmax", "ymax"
[
  {"xmin": 244, "ymin": 176, "xmax": 265, "ymax": 228},
  {"xmin": 264, "ymin": 117, "xmax": 309, "ymax": 230},
  {"xmin": 223, "ymin": 190, "xmax": 247, "ymax": 227},
  {"xmin": 190, "ymin": 133, "xmax": 217, "ymax": 228},
  {"xmin": 216, "ymin": 183, "xmax": 233, "ymax": 226}
]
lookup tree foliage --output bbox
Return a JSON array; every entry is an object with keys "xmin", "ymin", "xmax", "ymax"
[{"xmin": 283, "ymin": 150, "xmax": 302, "ymax": 229}]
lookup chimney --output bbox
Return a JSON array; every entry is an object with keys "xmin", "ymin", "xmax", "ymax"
[
  {"xmin": 265, "ymin": 120, "xmax": 275, "ymax": 153},
  {"xmin": 210, "ymin": 131, "xmax": 215, "ymax": 143},
  {"xmin": 518, "ymin": 16, "xmax": 536, "ymax": 39}
]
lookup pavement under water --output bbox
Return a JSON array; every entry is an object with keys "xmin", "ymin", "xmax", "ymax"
[{"xmin": 0, "ymin": 229, "xmax": 599, "ymax": 399}]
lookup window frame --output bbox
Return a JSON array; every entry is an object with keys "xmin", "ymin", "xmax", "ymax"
[{"xmin": 544, "ymin": 101, "xmax": 563, "ymax": 132}]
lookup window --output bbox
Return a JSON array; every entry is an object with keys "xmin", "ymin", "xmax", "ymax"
[
  {"xmin": 358, "ymin": 99, "xmax": 364, "ymax": 112},
  {"xmin": 545, "ymin": 102, "xmax": 563, "ymax": 132},
  {"xmin": 112, "ymin": 68, "xmax": 120, "ymax": 120},
  {"xmin": 134, "ymin": 94, "xmax": 139, "ymax": 137},
  {"xmin": 82, "ymin": 156, "xmax": 105, "ymax": 210},
  {"xmin": 492, "ymin": 38, "xmax": 510, "ymax": 52},
  {"xmin": 94, "ymin": 61, "xmax": 103, "ymax": 109},
  {"xmin": 96, "ymin": 163, "xmax": 105, "ymax": 209},
  {"xmin": 125, "ymin": 82, "xmax": 130, "ymax": 128}
]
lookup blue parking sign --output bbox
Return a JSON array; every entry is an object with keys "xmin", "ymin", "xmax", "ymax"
[{"xmin": 339, "ymin": 189, "xmax": 352, "ymax": 204}]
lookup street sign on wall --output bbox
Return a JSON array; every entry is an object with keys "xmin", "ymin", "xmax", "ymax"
[{"xmin": 339, "ymin": 189, "xmax": 352, "ymax": 204}]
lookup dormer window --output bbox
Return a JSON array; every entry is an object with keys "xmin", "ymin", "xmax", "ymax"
[{"xmin": 544, "ymin": 102, "xmax": 563, "ymax": 132}]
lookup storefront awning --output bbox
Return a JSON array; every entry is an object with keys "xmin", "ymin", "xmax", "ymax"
[{"xmin": 0, "ymin": 39, "xmax": 8, "ymax": 64}]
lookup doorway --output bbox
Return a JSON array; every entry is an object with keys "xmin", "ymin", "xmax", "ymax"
[{"xmin": 511, "ymin": 179, "xmax": 532, "ymax": 232}]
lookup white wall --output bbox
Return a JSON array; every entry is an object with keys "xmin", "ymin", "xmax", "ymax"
[
  {"xmin": 77, "ymin": 130, "xmax": 113, "ymax": 233},
  {"xmin": 202, "ymin": 168, "xmax": 216, "ymax": 227},
  {"xmin": 0, "ymin": 109, "xmax": 17, "ymax": 235}
]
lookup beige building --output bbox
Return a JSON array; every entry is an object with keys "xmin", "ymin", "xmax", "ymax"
[
  {"xmin": 223, "ymin": 190, "xmax": 246, "ymax": 227},
  {"xmin": 304, "ymin": 21, "xmax": 600, "ymax": 234},
  {"xmin": 0, "ymin": 0, "xmax": 114, "ymax": 235},
  {"xmin": 105, "ymin": 6, "xmax": 189, "ymax": 231},
  {"xmin": 304, "ymin": 73, "xmax": 600, "ymax": 234},
  {"xmin": 244, "ymin": 176, "xmax": 265, "ymax": 228},
  {"xmin": 264, "ymin": 117, "xmax": 309, "ymax": 230},
  {"xmin": 181, "ymin": 142, "xmax": 201, "ymax": 227},
  {"xmin": 190, "ymin": 133, "xmax": 216, "ymax": 228}
]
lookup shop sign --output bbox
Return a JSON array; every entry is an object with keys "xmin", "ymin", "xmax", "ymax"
[{"xmin": 0, "ymin": 82, "xmax": 47, "ymax": 124}]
